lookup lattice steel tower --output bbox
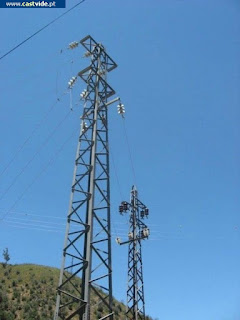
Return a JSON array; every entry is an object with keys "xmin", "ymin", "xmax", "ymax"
[
  {"xmin": 117, "ymin": 186, "xmax": 150, "ymax": 320},
  {"xmin": 54, "ymin": 35, "xmax": 121, "ymax": 320}
]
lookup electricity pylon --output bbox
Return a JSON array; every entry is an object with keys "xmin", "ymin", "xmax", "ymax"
[
  {"xmin": 117, "ymin": 186, "xmax": 150, "ymax": 320},
  {"xmin": 54, "ymin": 35, "xmax": 121, "ymax": 320}
]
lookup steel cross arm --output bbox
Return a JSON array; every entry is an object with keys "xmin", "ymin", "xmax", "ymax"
[
  {"xmin": 135, "ymin": 196, "xmax": 147, "ymax": 207},
  {"xmin": 80, "ymin": 35, "xmax": 117, "ymax": 72},
  {"xmin": 81, "ymin": 97, "xmax": 120, "ymax": 119},
  {"xmin": 118, "ymin": 236, "xmax": 148, "ymax": 246}
]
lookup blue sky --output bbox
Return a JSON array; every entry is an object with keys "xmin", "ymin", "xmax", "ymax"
[{"xmin": 0, "ymin": 1, "xmax": 240, "ymax": 319}]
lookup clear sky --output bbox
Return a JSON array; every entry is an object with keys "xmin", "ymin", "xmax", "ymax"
[{"xmin": 0, "ymin": 1, "xmax": 240, "ymax": 320}]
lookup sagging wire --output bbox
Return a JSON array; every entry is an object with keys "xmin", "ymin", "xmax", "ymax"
[
  {"xmin": 0, "ymin": 0, "xmax": 87, "ymax": 61},
  {"xmin": 116, "ymin": 101, "xmax": 140, "ymax": 197},
  {"xmin": 2, "ymin": 222, "xmax": 63, "ymax": 234},
  {"xmin": 0, "ymin": 127, "xmax": 77, "ymax": 221},
  {"xmin": 2, "ymin": 214, "xmax": 234, "ymax": 241},
  {"xmin": 1, "ymin": 50, "xmax": 66, "ymax": 89},
  {"xmin": 0, "ymin": 91, "xmax": 67, "ymax": 179},
  {"xmin": 121, "ymin": 117, "xmax": 137, "ymax": 187},
  {"xmin": 0, "ymin": 210, "xmax": 66, "ymax": 220},
  {"xmin": 109, "ymin": 151, "xmax": 127, "ymax": 238},
  {"xmin": 4, "ymin": 220, "xmax": 64, "ymax": 231},
  {"xmin": 3, "ymin": 212, "xmax": 160, "ymax": 234},
  {"xmin": 69, "ymin": 88, "xmax": 73, "ymax": 111},
  {"xmin": 0, "ymin": 108, "xmax": 71, "ymax": 202},
  {"xmin": 2, "ymin": 219, "xmax": 132, "ymax": 239},
  {"xmin": 5, "ymin": 216, "xmax": 66, "ymax": 228}
]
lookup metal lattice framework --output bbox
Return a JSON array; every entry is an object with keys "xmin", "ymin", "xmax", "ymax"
[
  {"xmin": 118, "ymin": 186, "xmax": 150, "ymax": 320},
  {"xmin": 54, "ymin": 35, "xmax": 118, "ymax": 320}
]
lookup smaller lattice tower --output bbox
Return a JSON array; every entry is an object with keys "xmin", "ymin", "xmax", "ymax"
[{"xmin": 117, "ymin": 186, "xmax": 150, "ymax": 320}]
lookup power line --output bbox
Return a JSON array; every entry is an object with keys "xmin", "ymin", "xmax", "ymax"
[
  {"xmin": 5, "ymin": 220, "xmax": 63, "ymax": 230},
  {"xmin": 2, "ymin": 208, "xmax": 238, "ymax": 240},
  {"xmin": 2, "ymin": 222, "xmax": 63, "ymax": 234},
  {"xmin": 121, "ymin": 118, "xmax": 137, "ymax": 185},
  {"xmin": 0, "ymin": 92, "xmax": 66, "ymax": 179},
  {"xmin": 0, "ymin": 0, "xmax": 86, "ymax": 61},
  {"xmin": 0, "ymin": 127, "xmax": 77, "ymax": 221},
  {"xmin": 2, "ymin": 220, "xmax": 135, "ymax": 238},
  {"xmin": 5, "ymin": 216, "xmax": 66, "ymax": 227},
  {"xmin": 109, "ymin": 150, "xmax": 128, "ymax": 237},
  {"xmin": 0, "ymin": 210, "xmax": 66, "ymax": 220},
  {"xmin": 12, "ymin": 209, "xmax": 173, "ymax": 231},
  {"xmin": 1, "ymin": 219, "xmax": 230, "ymax": 240},
  {"xmin": 2, "ymin": 213, "xmax": 179, "ymax": 234},
  {"xmin": 4, "ymin": 217, "xmax": 130, "ymax": 236},
  {"xmin": 0, "ymin": 109, "xmax": 71, "ymax": 201}
]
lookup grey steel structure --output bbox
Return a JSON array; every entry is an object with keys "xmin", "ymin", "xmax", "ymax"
[
  {"xmin": 118, "ymin": 186, "xmax": 150, "ymax": 320},
  {"xmin": 54, "ymin": 35, "xmax": 118, "ymax": 320}
]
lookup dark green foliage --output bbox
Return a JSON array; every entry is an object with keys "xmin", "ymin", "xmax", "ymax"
[
  {"xmin": 0, "ymin": 289, "xmax": 14, "ymax": 320},
  {"xmin": 117, "ymin": 303, "xmax": 122, "ymax": 312},
  {"xmin": 2, "ymin": 248, "xmax": 10, "ymax": 268},
  {"xmin": 97, "ymin": 305, "xmax": 104, "ymax": 313}
]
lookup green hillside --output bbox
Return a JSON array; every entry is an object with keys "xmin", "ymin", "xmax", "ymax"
[{"xmin": 0, "ymin": 263, "xmax": 128, "ymax": 320}]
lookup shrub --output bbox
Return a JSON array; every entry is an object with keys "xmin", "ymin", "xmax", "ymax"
[
  {"xmin": 24, "ymin": 303, "xmax": 31, "ymax": 312},
  {"xmin": 97, "ymin": 305, "xmax": 103, "ymax": 313}
]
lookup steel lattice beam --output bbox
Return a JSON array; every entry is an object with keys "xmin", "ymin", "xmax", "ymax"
[{"xmin": 54, "ymin": 35, "xmax": 118, "ymax": 320}]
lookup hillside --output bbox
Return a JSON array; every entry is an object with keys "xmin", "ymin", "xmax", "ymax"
[{"xmin": 0, "ymin": 263, "xmax": 128, "ymax": 320}]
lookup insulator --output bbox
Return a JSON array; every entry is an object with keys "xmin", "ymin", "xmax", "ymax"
[
  {"xmin": 142, "ymin": 228, "xmax": 150, "ymax": 238},
  {"xmin": 140, "ymin": 210, "xmax": 145, "ymax": 218},
  {"xmin": 69, "ymin": 41, "xmax": 79, "ymax": 49},
  {"xmin": 80, "ymin": 89, "xmax": 88, "ymax": 99},
  {"xmin": 122, "ymin": 201, "xmax": 128, "ymax": 211},
  {"xmin": 145, "ymin": 208, "xmax": 149, "ymax": 216},
  {"xmin": 115, "ymin": 237, "xmax": 121, "ymax": 245},
  {"xmin": 128, "ymin": 232, "xmax": 133, "ymax": 240},
  {"xmin": 84, "ymin": 51, "xmax": 92, "ymax": 57},
  {"xmin": 68, "ymin": 76, "xmax": 77, "ymax": 88},
  {"xmin": 119, "ymin": 205, "xmax": 124, "ymax": 213},
  {"xmin": 82, "ymin": 122, "xmax": 88, "ymax": 133},
  {"xmin": 117, "ymin": 103, "xmax": 125, "ymax": 115}
]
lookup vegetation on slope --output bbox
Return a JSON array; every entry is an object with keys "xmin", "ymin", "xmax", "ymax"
[{"xmin": 0, "ymin": 263, "xmax": 127, "ymax": 320}]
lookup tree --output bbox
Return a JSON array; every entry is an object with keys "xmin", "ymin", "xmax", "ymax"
[{"xmin": 2, "ymin": 248, "xmax": 10, "ymax": 267}]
